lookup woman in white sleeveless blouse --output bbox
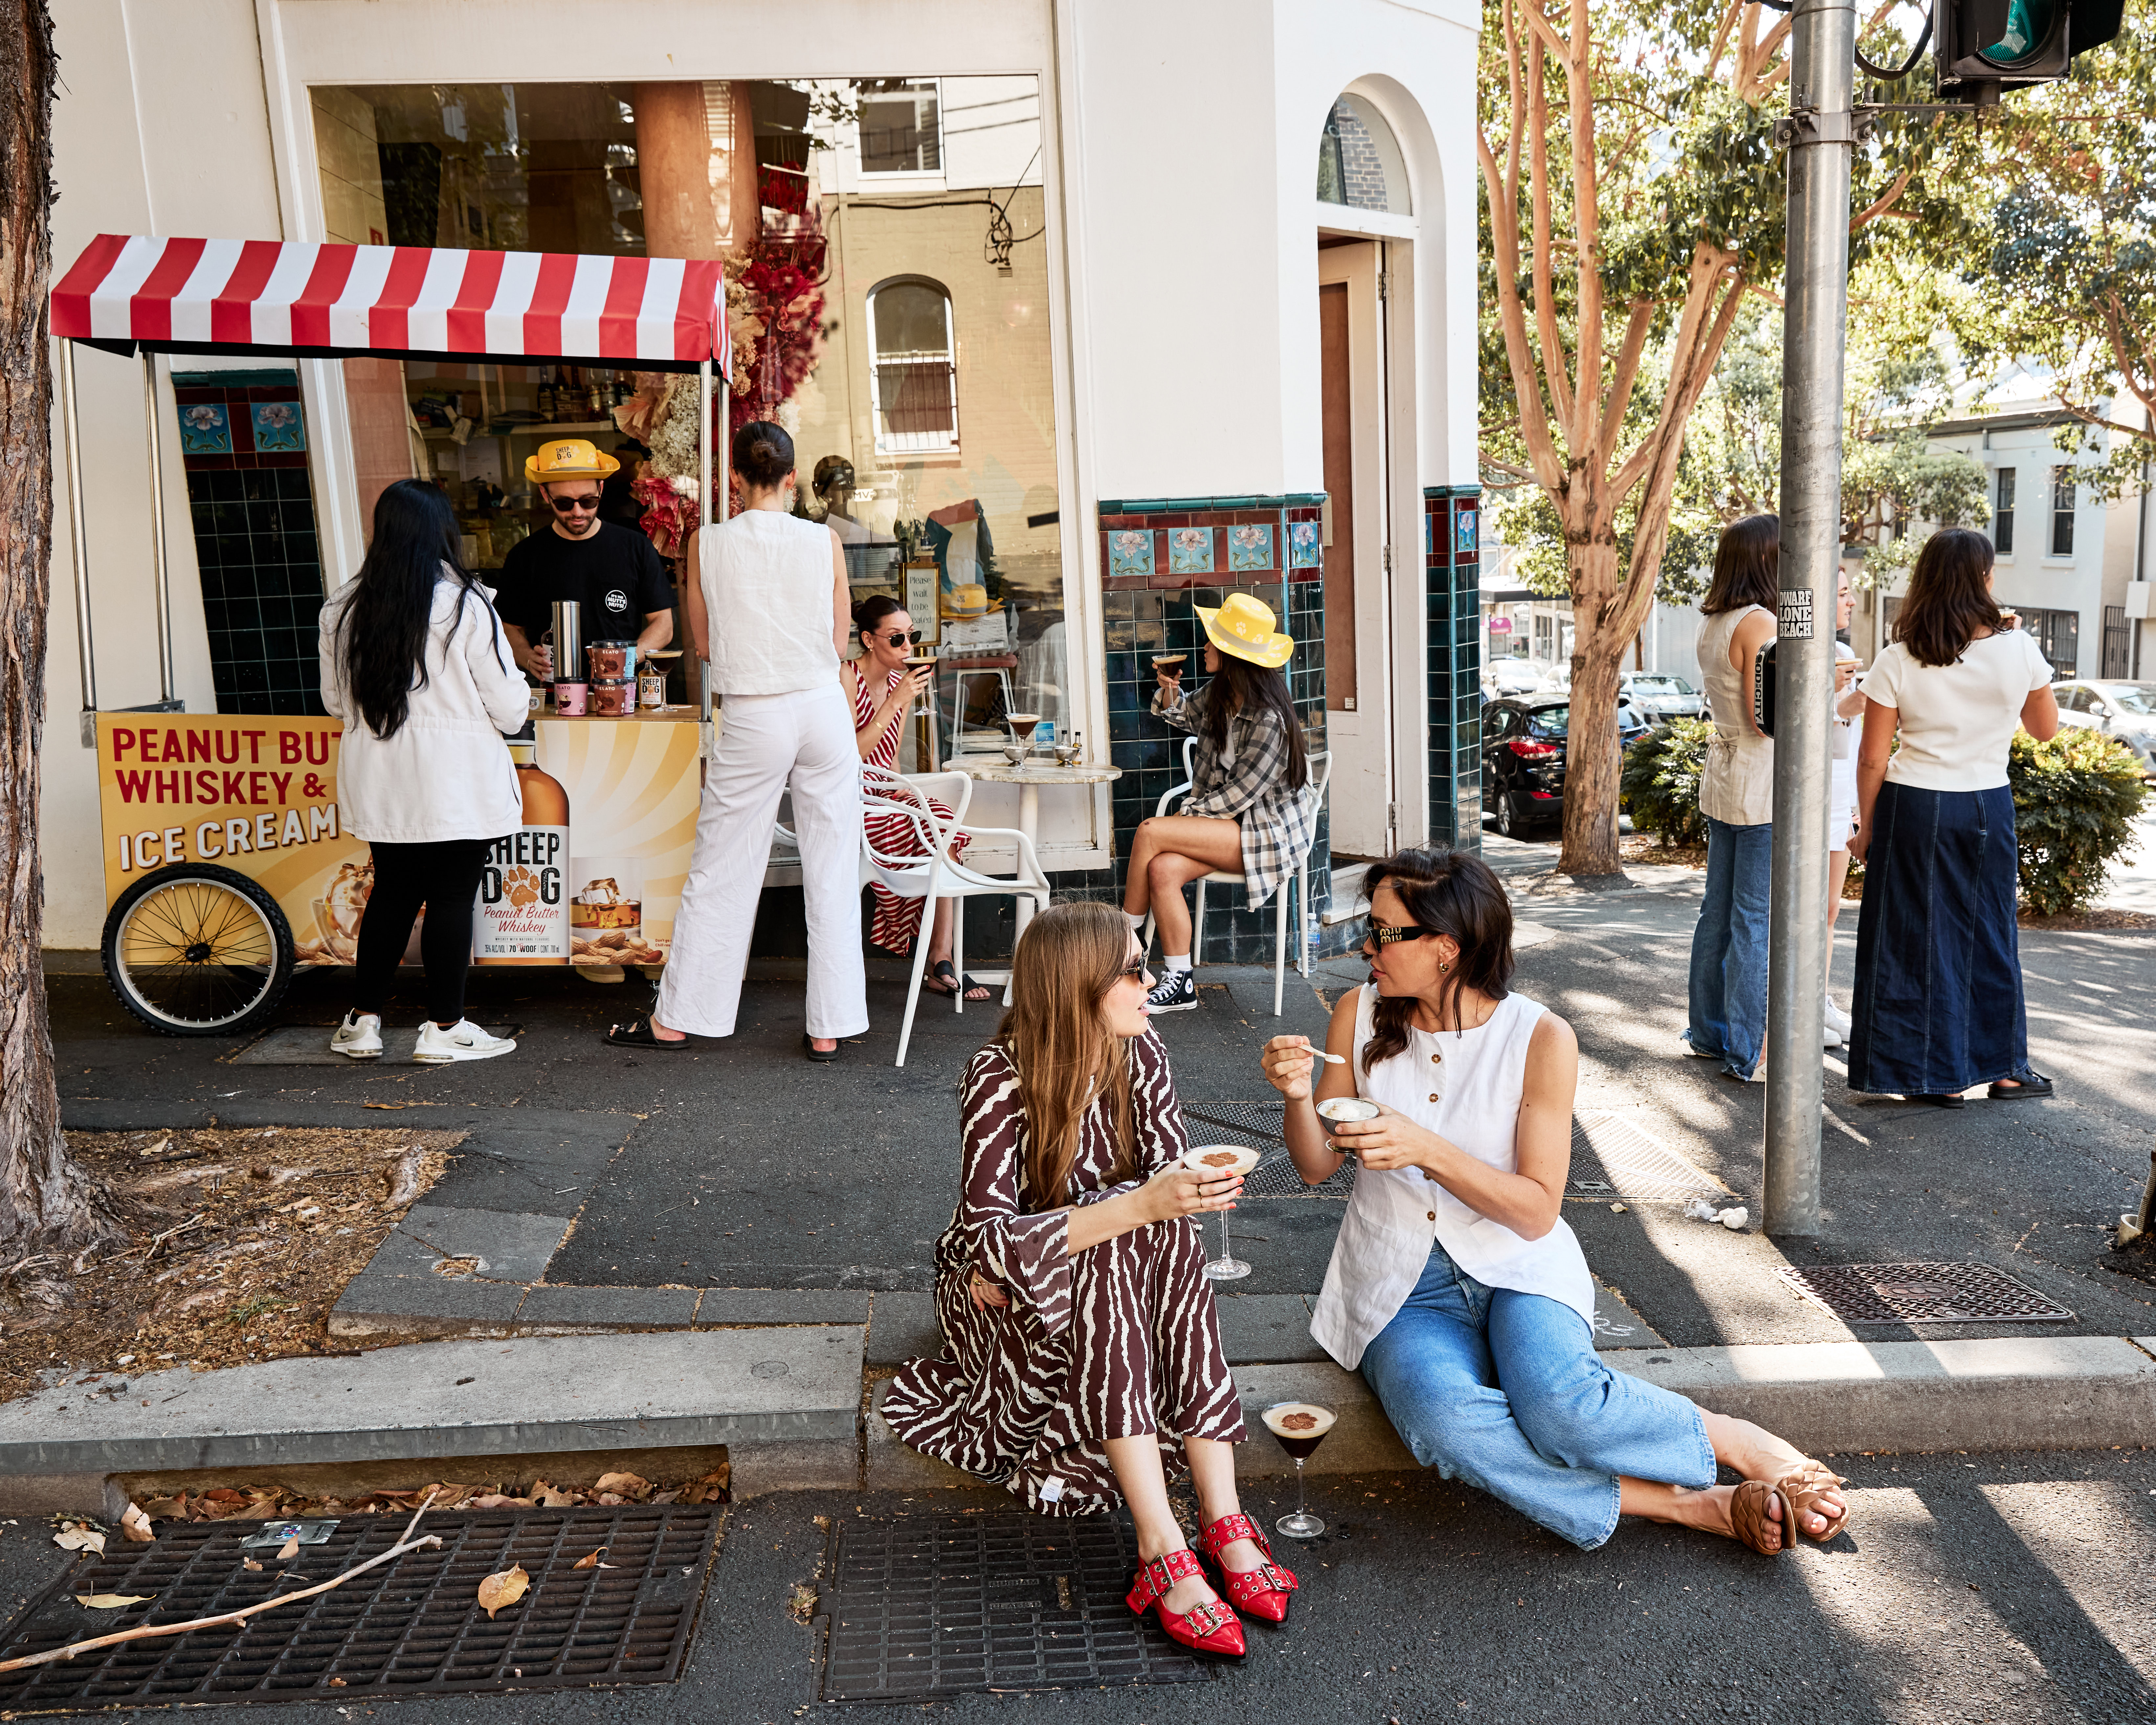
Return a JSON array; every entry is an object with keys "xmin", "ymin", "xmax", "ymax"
[
  {"xmin": 607, "ymin": 421, "xmax": 867, "ymax": 1059},
  {"xmin": 1261, "ymin": 850, "xmax": 1850, "ymax": 1556}
]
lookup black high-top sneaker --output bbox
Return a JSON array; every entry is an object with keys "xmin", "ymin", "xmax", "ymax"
[{"xmin": 1146, "ymin": 968, "xmax": 1198, "ymax": 1013}]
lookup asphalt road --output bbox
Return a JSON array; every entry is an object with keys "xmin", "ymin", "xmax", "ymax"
[{"xmin": 4, "ymin": 1448, "xmax": 2152, "ymax": 1722}]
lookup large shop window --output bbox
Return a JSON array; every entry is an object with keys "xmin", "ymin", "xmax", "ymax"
[{"xmin": 311, "ymin": 73, "xmax": 1069, "ymax": 739}]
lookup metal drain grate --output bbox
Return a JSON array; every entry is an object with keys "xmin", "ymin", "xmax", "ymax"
[
  {"xmin": 1567, "ymin": 1112, "xmax": 1734, "ymax": 1204},
  {"xmin": 0, "ymin": 1507, "xmax": 717, "ymax": 1707},
  {"xmin": 819, "ymin": 1514, "xmax": 1213, "ymax": 1702},
  {"xmin": 1775, "ymin": 1262, "xmax": 2076, "ymax": 1324},
  {"xmin": 1182, "ymin": 1103, "xmax": 1355, "ymax": 1198}
]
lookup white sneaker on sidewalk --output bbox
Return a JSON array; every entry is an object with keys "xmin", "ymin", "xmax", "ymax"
[
  {"xmin": 329, "ymin": 1011, "xmax": 382, "ymax": 1059},
  {"xmin": 412, "ymin": 1019, "xmax": 517, "ymax": 1063},
  {"xmin": 1823, "ymin": 995, "xmax": 1852, "ymax": 1041}
]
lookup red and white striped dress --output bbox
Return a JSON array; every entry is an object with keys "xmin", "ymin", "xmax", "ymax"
[{"xmin": 850, "ymin": 661, "xmax": 972, "ymax": 955}]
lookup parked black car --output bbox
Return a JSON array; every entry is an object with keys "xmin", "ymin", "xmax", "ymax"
[{"xmin": 1480, "ymin": 693, "xmax": 1652, "ymax": 838}]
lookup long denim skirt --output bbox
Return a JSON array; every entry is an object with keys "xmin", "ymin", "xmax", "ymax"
[{"xmin": 1846, "ymin": 780, "xmax": 2027, "ymax": 1095}]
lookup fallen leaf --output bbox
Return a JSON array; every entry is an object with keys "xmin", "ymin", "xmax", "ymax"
[
  {"xmin": 572, "ymin": 1548, "xmax": 607, "ymax": 1569},
  {"xmin": 140, "ymin": 1495, "xmax": 186, "ymax": 1519},
  {"xmin": 243, "ymin": 1558, "xmax": 263, "ymax": 1571},
  {"xmin": 75, "ymin": 1593, "xmax": 153, "ymax": 1609},
  {"xmin": 787, "ymin": 1583, "xmax": 817, "ymax": 1624},
  {"xmin": 363, "ymin": 1102, "xmax": 405, "ymax": 1111},
  {"xmin": 595, "ymin": 1492, "xmax": 625, "ymax": 1506},
  {"xmin": 277, "ymin": 1535, "xmax": 300, "ymax": 1561},
  {"xmin": 329, "ymin": 1676, "xmax": 346, "ymax": 1687},
  {"xmin": 477, "ymin": 1565, "xmax": 530, "ymax": 1619},
  {"xmin": 470, "ymin": 1494, "xmax": 531, "ymax": 1510},
  {"xmin": 594, "ymin": 1471, "xmax": 652, "ymax": 1502},
  {"xmin": 531, "ymin": 1481, "xmax": 578, "ymax": 1509},
  {"xmin": 53, "ymin": 1524, "xmax": 106, "ymax": 1555},
  {"xmin": 121, "ymin": 1503, "xmax": 157, "ymax": 1544}
]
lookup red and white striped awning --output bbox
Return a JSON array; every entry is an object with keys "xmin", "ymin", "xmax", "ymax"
[{"xmin": 52, "ymin": 235, "xmax": 729, "ymax": 375}]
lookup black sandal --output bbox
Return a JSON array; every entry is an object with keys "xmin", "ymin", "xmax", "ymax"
[
  {"xmin": 606, "ymin": 1015, "xmax": 695, "ymax": 1050},
  {"xmin": 802, "ymin": 1033, "xmax": 840, "ymax": 1063},
  {"xmin": 924, "ymin": 959, "xmax": 990, "ymax": 1001}
]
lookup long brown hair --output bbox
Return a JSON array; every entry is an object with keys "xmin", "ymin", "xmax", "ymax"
[
  {"xmin": 1360, "ymin": 849, "xmax": 1515, "ymax": 1075},
  {"xmin": 1699, "ymin": 514, "xmax": 1780, "ymax": 615},
  {"xmin": 1893, "ymin": 528, "xmax": 2002, "ymax": 667},
  {"xmin": 998, "ymin": 902, "xmax": 1137, "ymax": 1208},
  {"xmin": 1200, "ymin": 654, "xmax": 1310, "ymax": 791}
]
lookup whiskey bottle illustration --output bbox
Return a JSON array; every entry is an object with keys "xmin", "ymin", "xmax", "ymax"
[{"xmin": 475, "ymin": 740, "xmax": 571, "ymax": 963}]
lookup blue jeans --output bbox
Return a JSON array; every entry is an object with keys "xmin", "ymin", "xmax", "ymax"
[
  {"xmin": 1358, "ymin": 1244, "xmax": 1714, "ymax": 1550},
  {"xmin": 1685, "ymin": 816, "xmax": 1772, "ymax": 1079}
]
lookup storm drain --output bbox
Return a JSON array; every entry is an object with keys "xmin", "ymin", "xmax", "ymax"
[
  {"xmin": 1567, "ymin": 1112, "xmax": 1734, "ymax": 1204},
  {"xmin": 818, "ymin": 1513, "xmax": 1213, "ymax": 1702},
  {"xmin": 1183, "ymin": 1102, "xmax": 1355, "ymax": 1198},
  {"xmin": 0, "ymin": 1506, "xmax": 718, "ymax": 1708},
  {"xmin": 1775, "ymin": 1261, "xmax": 2076, "ymax": 1324}
]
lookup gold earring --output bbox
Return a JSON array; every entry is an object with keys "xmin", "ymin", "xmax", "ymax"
[{"xmin": 1438, "ymin": 960, "xmax": 1451, "ymax": 974}]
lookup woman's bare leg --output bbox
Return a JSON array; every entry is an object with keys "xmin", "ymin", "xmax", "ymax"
[
  {"xmin": 1700, "ymin": 1410, "xmax": 1846, "ymax": 1535},
  {"xmin": 1104, "ymin": 1434, "xmax": 1219, "ymax": 1613},
  {"xmin": 1123, "ymin": 815, "xmax": 1243, "ymax": 949},
  {"xmin": 1184, "ymin": 1436, "xmax": 1269, "ymax": 1575},
  {"xmin": 1827, "ymin": 846, "xmax": 1851, "ymax": 936},
  {"xmin": 1147, "ymin": 853, "xmax": 1216, "ymax": 956},
  {"xmin": 923, "ymin": 898, "xmax": 988, "ymax": 999}
]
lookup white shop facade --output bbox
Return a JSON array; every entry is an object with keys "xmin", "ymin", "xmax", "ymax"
[{"xmin": 42, "ymin": 0, "xmax": 1483, "ymax": 965}]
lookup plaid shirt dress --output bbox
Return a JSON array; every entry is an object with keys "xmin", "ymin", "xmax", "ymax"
[{"xmin": 1153, "ymin": 683, "xmax": 1315, "ymax": 908}]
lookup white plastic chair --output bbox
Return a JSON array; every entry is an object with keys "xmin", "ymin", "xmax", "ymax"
[
  {"xmin": 1142, "ymin": 738, "xmax": 1332, "ymax": 1016},
  {"xmin": 860, "ymin": 764, "xmax": 1052, "ymax": 1067}
]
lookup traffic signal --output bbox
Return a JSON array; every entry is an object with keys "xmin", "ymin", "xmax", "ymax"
[{"xmin": 1935, "ymin": 0, "xmax": 2126, "ymax": 101}]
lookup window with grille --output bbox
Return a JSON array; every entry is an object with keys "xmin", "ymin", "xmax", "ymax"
[
  {"xmin": 2020, "ymin": 605, "xmax": 2078, "ymax": 677},
  {"xmin": 858, "ymin": 80, "xmax": 941, "ymax": 174},
  {"xmin": 869, "ymin": 279, "xmax": 958, "ymax": 454},
  {"xmin": 1992, "ymin": 467, "xmax": 2015, "ymax": 556},
  {"xmin": 2050, "ymin": 468, "xmax": 2076, "ymax": 556}
]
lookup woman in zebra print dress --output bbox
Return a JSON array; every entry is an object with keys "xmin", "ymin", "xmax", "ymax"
[{"xmin": 883, "ymin": 901, "xmax": 1300, "ymax": 1657}]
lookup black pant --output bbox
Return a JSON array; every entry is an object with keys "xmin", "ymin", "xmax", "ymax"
[{"xmin": 352, "ymin": 839, "xmax": 493, "ymax": 1025}]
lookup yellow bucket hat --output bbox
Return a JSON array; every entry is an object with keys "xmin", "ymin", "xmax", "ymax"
[
  {"xmin": 1195, "ymin": 591, "xmax": 1294, "ymax": 669},
  {"xmin": 524, "ymin": 438, "xmax": 621, "ymax": 484}
]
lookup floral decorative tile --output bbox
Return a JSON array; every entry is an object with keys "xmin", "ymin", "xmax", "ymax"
[
  {"xmin": 1227, "ymin": 524, "xmax": 1274, "ymax": 571},
  {"xmin": 1289, "ymin": 520, "xmax": 1321, "ymax": 568},
  {"xmin": 1454, "ymin": 508, "xmax": 1478, "ymax": 556},
  {"xmin": 251, "ymin": 402, "xmax": 306, "ymax": 454},
  {"xmin": 178, "ymin": 403, "xmax": 231, "ymax": 456},
  {"xmin": 1107, "ymin": 528, "xmax": 1155, "ymax": 579},
  {"xmin": 1167, "ymin": 526, "xmax": 1214, "ymax": 575}
]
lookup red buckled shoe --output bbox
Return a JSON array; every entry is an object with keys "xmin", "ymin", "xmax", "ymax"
[
  {"xmin": 1194, "ymin": 1512, "xmax": 1299, "ymax": 1625},
  {"xmin": 1123, "ymin": 1548, "xmax": 1246, "ymax": 1659}
]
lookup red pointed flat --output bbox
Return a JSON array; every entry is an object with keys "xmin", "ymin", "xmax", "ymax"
[
  {"xmin": 1123, "ymin": 1549, "xmax": 1246, "ymax": 1659},
  {"xmin": 1194, "ymin": 1512, "xmax": 1299, "ymax": 1625}
]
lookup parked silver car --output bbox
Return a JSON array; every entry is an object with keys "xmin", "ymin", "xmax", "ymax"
[
  {"xmin": 2052, "ymin": 680, "xmax": 2156, "ymax": 778},
  {"xmin": 1619, "ymin": 672, "xmax": 1706, "ymax": 720}
]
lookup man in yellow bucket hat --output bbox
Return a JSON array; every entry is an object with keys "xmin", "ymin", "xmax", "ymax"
[
  {"xmin": 495, "ymin": 437, "xmax": 675, "ymax": 682},
  {"xmin": 1126, "ymin": 591, "xmax": 1314, "ymax": 1013}
]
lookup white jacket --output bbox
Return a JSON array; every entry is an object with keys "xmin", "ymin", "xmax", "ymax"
[{"xmin": 319, "ymin": 572, "xmax": 529, "ymax": 844}]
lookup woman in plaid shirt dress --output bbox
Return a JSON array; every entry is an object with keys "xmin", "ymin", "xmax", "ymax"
[{"xmin": 1124, "ymin": 593, "xmax": 1313, "ymax": 1013}]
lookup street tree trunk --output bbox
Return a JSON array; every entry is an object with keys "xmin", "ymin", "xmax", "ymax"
[{"xmin": 0, "ymin": 0, "xmax": 112, "ymax": 1258}]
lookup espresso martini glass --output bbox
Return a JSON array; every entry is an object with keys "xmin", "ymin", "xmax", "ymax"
[
  {"xmin": 1182, "ymin": 1144, "xmax": 1257, "ymax": 1281},
  {"xmin": 1262, "ymin": 1401, "xmax": 1338, "ymax": 1537}
]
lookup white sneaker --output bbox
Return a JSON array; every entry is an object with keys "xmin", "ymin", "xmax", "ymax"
[
  {"xmin": 330, "ymin": 1011, "xmax": 382, "ymax": 1060},
  {"xmin": 412, "ymin": 1019, "xmax": 517, "ymax": 1064},
  {"xmin": 1823, "ymin": 995, "xmax": 1852, "ymax": 1040}
]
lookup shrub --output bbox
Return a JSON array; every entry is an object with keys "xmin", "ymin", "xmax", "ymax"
[
  {"xmin": 2009, "ymin": 728, "xmax": 2149, "ymax": 916},
  {"xmin": 1620, "ymin": 719, "xmax": 1715, "ymax": 848}
]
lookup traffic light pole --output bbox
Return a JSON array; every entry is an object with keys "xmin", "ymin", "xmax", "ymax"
[{"xmin": 1764, "ymin": 0, "xmax": 1858, "ymax": 1239}]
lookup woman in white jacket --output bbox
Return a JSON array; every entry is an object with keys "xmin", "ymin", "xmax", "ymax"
[{"xmin": 319, "ymin": 480, "xmax": 532, "ymax": 1063}]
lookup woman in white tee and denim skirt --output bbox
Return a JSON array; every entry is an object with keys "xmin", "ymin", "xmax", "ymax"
[
  {"xmin": 1847, "ymin": 528, "xmax": 2059, "ymax": 1106},
  {"xmin": 1260, "ymin": 849, "xmax": 1851, "ymax": 1557},
  {"xmin": 606, "ymin": 421, "xmax": 867, "ymax": 1061}
]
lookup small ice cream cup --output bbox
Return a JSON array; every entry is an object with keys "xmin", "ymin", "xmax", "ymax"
[{"xmin": 1315, "ymin": 1096, "xmax": 1380, "ymax": 1143}]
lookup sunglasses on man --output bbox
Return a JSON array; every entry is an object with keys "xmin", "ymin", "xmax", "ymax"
[{"xmin": 548, "ymin": 493, "xmax": 602, "ymax": 514}]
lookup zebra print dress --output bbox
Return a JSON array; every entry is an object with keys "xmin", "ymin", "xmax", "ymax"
[{"xmin": 882, "ymin": 1028, "xmax": 1246, "ymax": 1515}]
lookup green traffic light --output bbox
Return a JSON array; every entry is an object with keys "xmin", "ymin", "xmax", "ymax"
[{"xmin": 1977, "ymin": 0, "xmax": 2057, "ymax": 67}]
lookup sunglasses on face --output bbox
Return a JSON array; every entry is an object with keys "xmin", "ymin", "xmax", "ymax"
[
  {"xmin": 1121, "ymin": 958, "xmax": 1151, "ymax": 982},
  {"xmin": 878, "ymin": 628, "xmax": 924, "ymax": 647},
  {"xmin": 548, "ymin": 494, "xmax": 602, "ymax": 514},
  {"xmin": 1363, "ymin": 920, "xmax": 1439, "ymax": 948}
]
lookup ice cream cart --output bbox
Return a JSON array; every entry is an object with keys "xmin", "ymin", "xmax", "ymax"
[{"xmin": 51, "ymin": 234, "xmax": 729, "ymax": 1036}]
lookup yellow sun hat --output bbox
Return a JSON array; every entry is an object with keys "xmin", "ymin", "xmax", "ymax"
[
  {"xmin": 1195, "ymin": 591, "xmax": 1294, "ymax": 669},
  {"xmin": 524, "ymin": 438, "xmax": 621, "ymax": 484}
]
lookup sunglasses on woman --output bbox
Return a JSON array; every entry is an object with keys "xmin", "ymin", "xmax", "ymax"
[
  {"xmin": 879, "ymin": 628, "xmax": 924, "ymax": 647},
  {"xmin": 1363, "ymin": 919, "xmax": 1438, "ymax": 947},
  {"xmin": 547, "ymin": 493, "xmax": 602, "ymax": 514}
]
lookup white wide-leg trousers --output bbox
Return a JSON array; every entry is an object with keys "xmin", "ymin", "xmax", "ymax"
[{"xmin": 656, "ymin": 683, "xmax": 867, "ymax": 1040}]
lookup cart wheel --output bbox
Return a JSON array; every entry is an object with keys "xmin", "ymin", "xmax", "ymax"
[{"xmin": 100, "ymin": 863, "xmax": 295, "ymax": 1037}]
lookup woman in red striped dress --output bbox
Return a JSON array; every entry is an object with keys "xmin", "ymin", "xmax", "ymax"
[{"xmin": 845, "ymin": 596, "xmax": 989, "ymax": 1000}]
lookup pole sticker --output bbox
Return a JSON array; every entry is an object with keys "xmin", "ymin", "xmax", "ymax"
[{"xmin": 1778, "ymin": 589, "xmax": 1815, "ymax": 640}]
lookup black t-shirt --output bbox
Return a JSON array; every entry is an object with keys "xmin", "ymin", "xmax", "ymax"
[{"xmin": 494, "ymin": 521, "xmax": 673, "ymax": 644}]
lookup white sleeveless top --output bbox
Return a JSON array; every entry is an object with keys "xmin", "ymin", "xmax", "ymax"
[
  {"xmin": 1310, "ymin": 986, "xmax": 1594, "ymax": 1369},
  {"xmin": 697, "ymin": 511, "xmax": 840, "ymax": 696},
  {"xmin": 1696, "ymin": 603, "xmax": 1775, "ymax": 826}
]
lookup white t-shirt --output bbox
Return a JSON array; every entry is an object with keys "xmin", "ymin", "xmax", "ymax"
[{"xmin": 1864, "ymin": 629, "xmax": 2052, "ymax": 792}]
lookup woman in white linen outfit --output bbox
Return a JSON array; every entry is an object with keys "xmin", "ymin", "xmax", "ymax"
[{"xmin": 607, "ymin": 420, "xmax": 866, "ymax": 1059}]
